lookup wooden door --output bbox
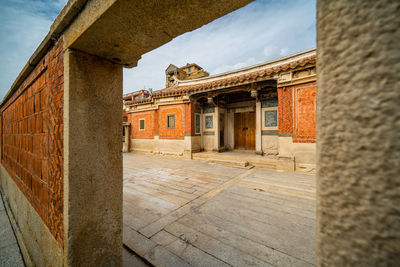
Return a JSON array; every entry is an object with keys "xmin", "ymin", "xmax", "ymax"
[{"xmin": 234, "ymin": 112, "xmax": 255, "ymax": 150}]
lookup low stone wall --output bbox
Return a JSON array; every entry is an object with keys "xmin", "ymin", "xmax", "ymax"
[
  {"xmin": 131, "ymin": 138, "xmax": 187, "ymax": 156},
  {"xmin": 0, "ymin": 165, "xmax": 63, "ymax": 266},
  {"xmin": 278, "ymin": 136, "xmax": 316, "ymax": 172}
]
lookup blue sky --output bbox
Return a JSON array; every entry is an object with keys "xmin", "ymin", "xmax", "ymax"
[{"xmin": 0, "ymin": 0, "xmax": 316, "ymax": 99}]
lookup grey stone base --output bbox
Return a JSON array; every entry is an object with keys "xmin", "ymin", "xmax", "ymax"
[{"xmin": 276, "ymin": 155, "xmax": 295, "ymax": 172}]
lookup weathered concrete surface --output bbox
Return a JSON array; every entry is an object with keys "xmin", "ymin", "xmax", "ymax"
[
  {"xmin": 64, "ymin": 0, "xmax": 253, "ymax": 66},
  {"xmin": 0, "ymin": 165, "xmax": 63, "ymax": 266},
  {"xmin": 317, "ymin": 0, "xmax": 400, "ymax": 265},
  {"xmin": 123, "ymin": 153, "xmax": 316, "ymax": 266},
  {"xmin": 64, "ymin": 49, "xmax": 123, "ymax": 266},
  {"xmin": 0, "ymin": 193, "xmax": 25, "ymax": 267}
]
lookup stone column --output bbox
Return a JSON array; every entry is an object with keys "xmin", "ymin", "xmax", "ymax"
[
  {"xmin": 255, "ymin": 100, "xmax": 263, "ymax": 155},
  {"xmin": 64, "ymin": 49, "xmax": 122, "ymax": 266},
  {"xmin": 227, "ymin": 111, "xmax": 235, "ymax": 150},
  {"xmin": 213, "ymin": 106, "xmax": 220, "ymax": 151},
  {"xmin": 317, "ymin": 0, "xmax": 400, "ymax": 265}
]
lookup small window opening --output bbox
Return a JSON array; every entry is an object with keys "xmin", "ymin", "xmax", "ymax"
[
  {"xmin": 167, "ymin": 114, "xmax": 175, "ymax": 129},
  {"xmin": 139, "ymin": 119, "xmax": 145, "ymax": 130}
]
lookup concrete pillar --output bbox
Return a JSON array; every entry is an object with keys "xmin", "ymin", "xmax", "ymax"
[
  {"xmin": 64, "ymin": 49, "xmax": 123, "ymax": 266},
  {"xmin": 317, "ymin": 0, "xmax": 400, "ymax": 265},
  {"xmin": 255, "ymin": 100, "xmax": 263, "ymax": 155},
  {"xmin": 213, "ymin": 106, "xmax": 220, "ymax": 151}
]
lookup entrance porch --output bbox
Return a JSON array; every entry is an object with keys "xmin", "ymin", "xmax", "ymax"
[{"xmin": 192, "ymin": 80, "xmax": 279, "ymax": 156}]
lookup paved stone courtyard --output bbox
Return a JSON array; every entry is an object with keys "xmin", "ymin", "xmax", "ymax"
[
  {"xmin": 0, "ymin": 194, "xmax": 25, "ymax": 266},
  {"xmin": 123, "ymin": 153, "xmax": 316, "ymax": 266}
]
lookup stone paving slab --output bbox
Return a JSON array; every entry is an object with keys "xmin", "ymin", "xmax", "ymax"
[
  {"xmin": 123, "ymin": 152, "xmax": 316, "ymax": 266},
  {"xmin": 0, "ymin": 194, "xmax": 25, "ymax": 267},
  {"xmin": 123, "ymin": 246, "xmax": 149, "ymax": 267}
]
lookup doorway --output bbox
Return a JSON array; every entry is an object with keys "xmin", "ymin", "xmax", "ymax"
[{"xmin": 234, "ymin": 111, "xmax": 255, "ymax": 150}]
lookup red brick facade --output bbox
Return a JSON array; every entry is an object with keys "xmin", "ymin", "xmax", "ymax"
[
  {"xmin": 1, "ymin": 38, "xmax": 64, "ymax": 244},
  {"xmin": 126, "ymin": 103, "xmax": 191, "ymax": 140},
  {"xmin": 127, "ymin": 84, "xmax": 316, "ymax": 144},
  {"xmin": 278, "ymin": 82, "xmax": 316, "ymax": 143},
  {"xmin": 293, "ymin": 82, "xmax": 316, "ymax": 143},
  {"xmin": 278, "ymin": 86, "xmax": 293, "ymax": 135},
  {"xmin": 130, "ymin": 111, "xmax": 156, "ymax": 139},
  {"xmin": 159, "ymin": 104, "xmax": 185, "ymax": 139},
  {"xmin": 184, "ymin": 103, "xmax": 193, "ymax": 135}
]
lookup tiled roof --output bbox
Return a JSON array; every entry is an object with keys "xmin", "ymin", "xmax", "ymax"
[{"xmin": 125, "ymin": 54, "xmax": 316, "ymax": 105}]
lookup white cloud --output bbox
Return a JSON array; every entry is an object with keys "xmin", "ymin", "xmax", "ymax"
[
  {"xmin": 279, "ymin": 48, "xmax": 289, "ymax": 56},
  {"xmin": 213, "ymin": 57, "xmax": 258, "ymax": 74},
  {"xmin": 0, "ymin": 0, "xmax": 68, "ymax": 99},
  {"xmin": 123, "ymin": 0, "xmax": 316, "ymax": 93}
]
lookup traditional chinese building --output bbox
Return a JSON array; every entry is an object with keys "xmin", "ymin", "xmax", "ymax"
[
  {"xmin": 165, "ymin": 63, "xmax": 209, "ymax": 87},
  {"xmin": 123, "ymin": 49, "xmax": 316, "ymax": 172}
]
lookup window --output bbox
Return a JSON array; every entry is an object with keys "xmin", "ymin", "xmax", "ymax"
[
  {"xmin": 135, "ymin": 96, "xmax": 139, "ymax": 100},
  {"xmin": 188, "ymin": 67, "xmax": 191, "ymax": 72},
  {"xmin": 167, "ymin": 114, "xmax": 175, "ymax": 129},
  {"xmin": 265, "ymin": 110, "xmax": 278, "ymax": 127},
  {"xmin": 203, "ymin": 106, "xmax": 215, "ymax": 114},
  {"xmin": 261, "ymin": 98, "xmax": 278, "ymax": 108},
  {"xmin": 205, "ymin": 115, "xmax": 213, "ymax": 129},
  {"xmin": 195, "ymin": 114, "xmax": 201, "ymax": 134},
  {"xmin": 139, "ymin": 119, "xmax": 145, "ymax": 130}
]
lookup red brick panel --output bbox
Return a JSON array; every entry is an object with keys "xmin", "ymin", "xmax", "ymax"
[
  {"xmin": 278, "ymin": 86, "xmax": 293, "ymax": 135},
  {"xmin": 123, "ymin": 110, "xmax": 128, "ymax": 122},
  {"xmin": 293, "ymin": 82, "xmax": 316, "ymax": 143},
  {"xmin": 184, "ymin": 103, "xmax": 192, "ymax": 135},
  {"xmin": 129, "ymin": 111, "xmax": 155, "ymax": 139},
  {"xmin": 159, "ymin": 104, "xmax": 184, "ymax": 140},
  {"xmin": 153, "ymin": 109, "xmax": 159, "ymax": 136},
  {"xmin": 1, "ymin": 38, "xmax": 63, "ymax": 244}
]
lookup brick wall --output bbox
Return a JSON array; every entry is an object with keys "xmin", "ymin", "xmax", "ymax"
[
  {"xmin": 293, "ymin": 82, "xmax": 316, "ymax": 143},
  {"xmin": 159, "ymin": 104, "xmax": 185, "ymax": 139},
  {"xmin": 1, "ymin": 38, "xmax": 63, "ymax": 244},
  {"xmin": 278, "ymin": 82, "xmax": 316, "ymax": 143},
  {"xmin": 128, "ymin": 111, "xmax": 155, "ymax": 139},
  {"xmin": 278, "ymin": 86, "xmax": 293, "ymax": 135},
  {"xmin": 184, "ymin": 103, "xmax": 193, "ymax": 135}
]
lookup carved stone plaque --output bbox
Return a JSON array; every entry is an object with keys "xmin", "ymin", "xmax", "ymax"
[
  {"xmin": 265, "ymin": 110, "xmax": 278, "ymax": 127},
  {"xmin": 205, "ymin": 115, "xmax": 213, "ymax": 129}
]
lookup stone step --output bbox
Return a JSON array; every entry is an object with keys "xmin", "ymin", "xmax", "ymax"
[
  {"xmin": 250, "ymin": 158, "xmax": 277, "ymax": 169},
  {"xmin": 192, "ymin": 153, "xmax": 277, "ymax": 169},
  {"xmin": 206, "ymin": 158, "xmax": 250, "ymax": 167}
]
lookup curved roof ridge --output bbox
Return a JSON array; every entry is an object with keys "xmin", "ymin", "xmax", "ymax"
[{"xmin": 176, "ymin": 48, "xmax": 316, "ymax": 87}]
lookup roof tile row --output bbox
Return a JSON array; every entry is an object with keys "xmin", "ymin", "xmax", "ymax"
[{"xmin": 125, "ymin": 55, "xmax": 316, "ymax": 105}]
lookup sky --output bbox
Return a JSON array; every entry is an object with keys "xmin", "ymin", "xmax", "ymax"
[{"xmin": 0, "ymin": 0, "xmax": 316, "ymax": 99}]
